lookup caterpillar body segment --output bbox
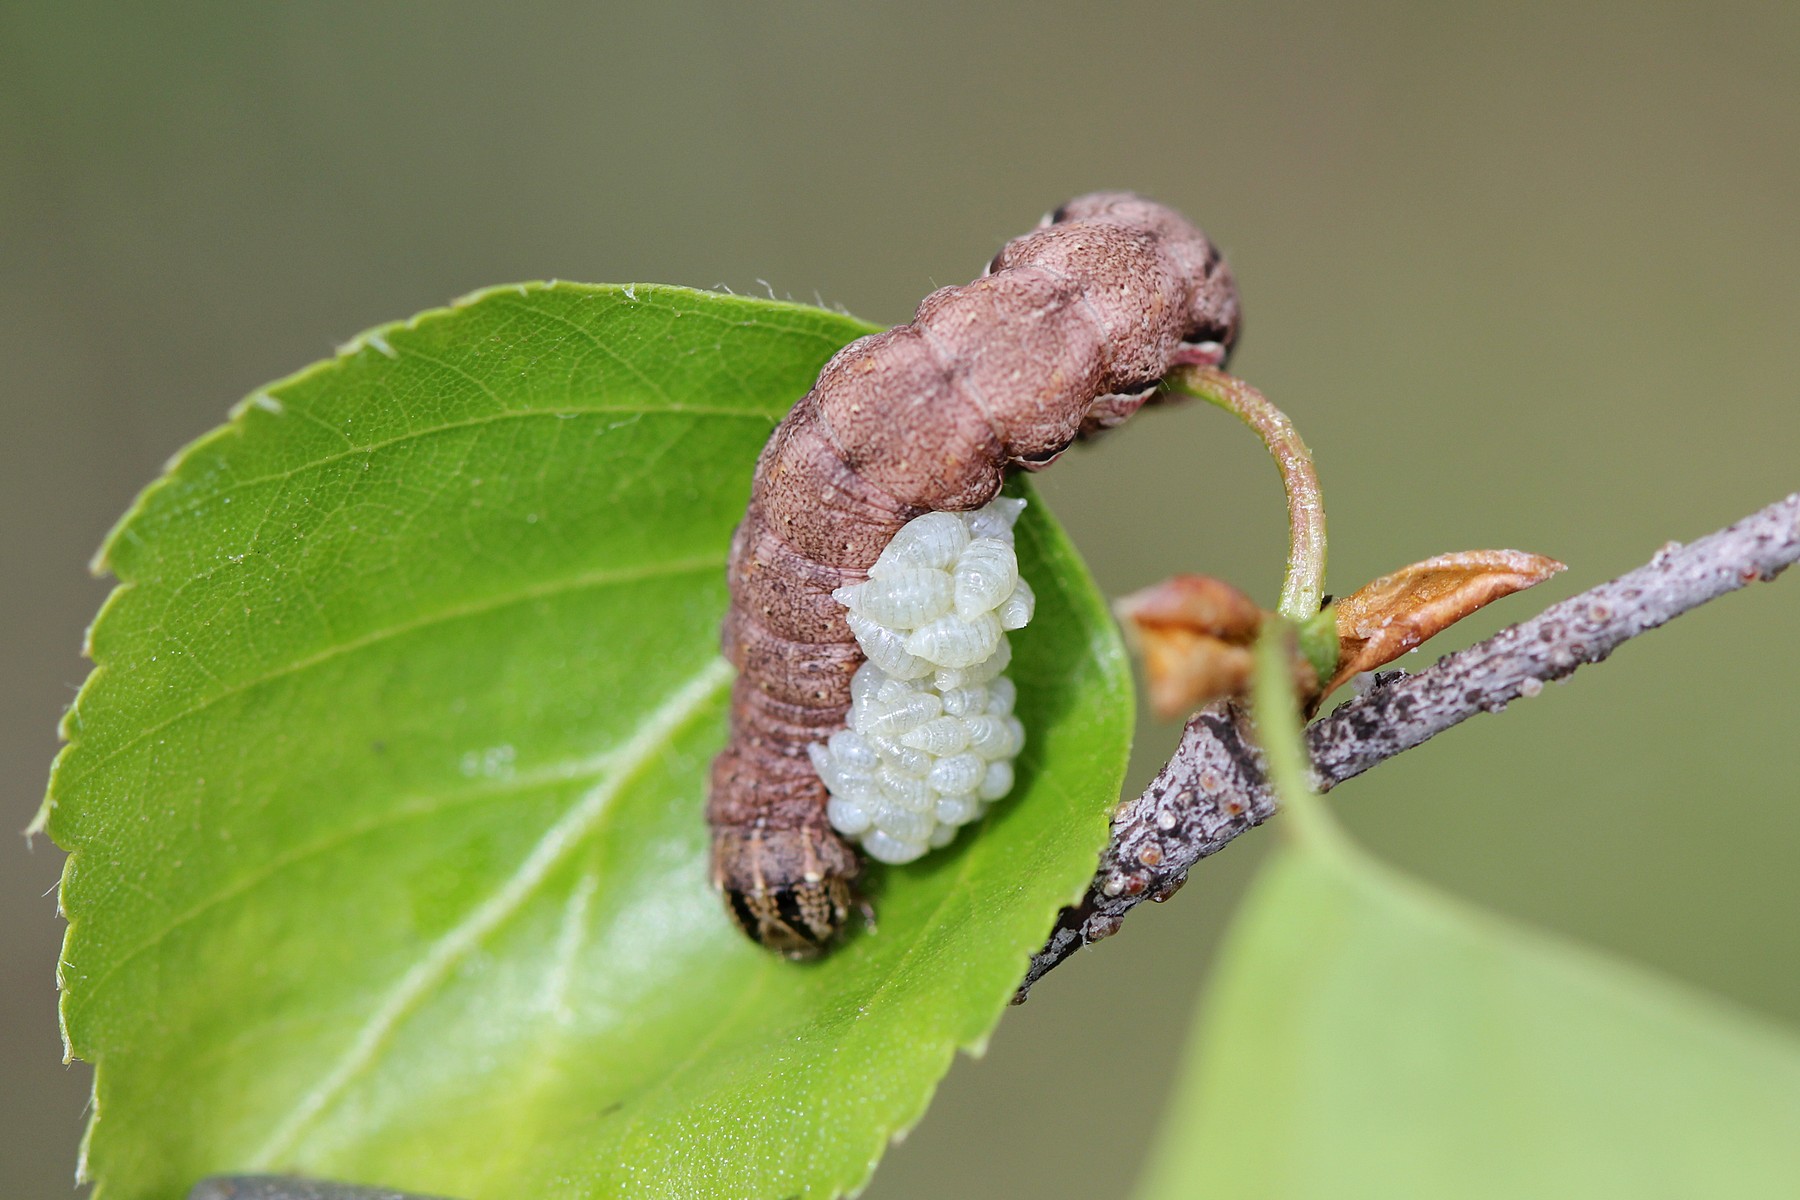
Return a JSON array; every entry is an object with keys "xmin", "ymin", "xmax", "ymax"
[{"xmin": 709, "ymin": 192, "xmax": 1241, "ymax": 956}]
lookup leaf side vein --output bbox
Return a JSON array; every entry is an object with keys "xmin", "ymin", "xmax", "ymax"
[
  {"xmin": 57, "ymin": 554, "xmax": 724, "ymax": 794},
  {"xmin": 245, "ymin": 656, "xmax": 734, "ymax": 1168}
]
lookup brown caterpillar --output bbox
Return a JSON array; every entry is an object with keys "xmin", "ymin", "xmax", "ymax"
[{"xmin": 709, "ymin": 192, "xmax": 1242, "ymax": 955}]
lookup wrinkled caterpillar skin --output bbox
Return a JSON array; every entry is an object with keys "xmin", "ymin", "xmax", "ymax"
[{"xmin": 710, "ymin": 192, "xmax": 1242, "ymax": 956}]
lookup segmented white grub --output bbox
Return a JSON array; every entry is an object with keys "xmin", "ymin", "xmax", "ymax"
[
  {"xmin": 815, "ymin": 498, "xmax": 1031, "ymax": 864},
  {"xmin": 832, "ymin": 568, "xmax": 953, "ymax": 629}
]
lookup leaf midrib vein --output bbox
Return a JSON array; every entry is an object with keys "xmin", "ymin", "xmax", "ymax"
[
  {"xmin": 64, "ymin": 746, "xmax": 637, "ymax": 1028},
  {"xmin": 245, "ymin": 656, "xmax": 735, "ymax": 1168}
]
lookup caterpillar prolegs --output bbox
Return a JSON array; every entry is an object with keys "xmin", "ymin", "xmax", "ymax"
[{"xmin": 709, "ymin": 193, "xmax": 1242, "ymax": 956}]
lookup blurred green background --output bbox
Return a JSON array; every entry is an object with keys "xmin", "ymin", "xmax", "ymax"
[{"xmin": 3, "ymin": 2, "xmax": 1795, "ymax": 1195}]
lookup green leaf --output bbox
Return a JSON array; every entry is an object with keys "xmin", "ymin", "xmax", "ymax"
[
  {"xmin": 1138, "ymin": 801, "xmax": 1800, "ymax": 1195},
  {"xmin": 41, "ymin": 283, "xmax": 1133, "ymax": 1200}
]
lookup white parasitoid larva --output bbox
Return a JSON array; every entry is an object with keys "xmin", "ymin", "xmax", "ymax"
[{"xmin": 813, "ymin": 498, "xmax": 1033, "ymax": 865}]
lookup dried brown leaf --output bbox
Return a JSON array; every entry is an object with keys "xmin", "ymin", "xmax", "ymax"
[
  {"xmin": 1116, "ymin": 575, "xmax": 1265, "ymax": 719},
  {"xmin": 1324, "ymin": 549, "xmax": 1566, "ymax": 696},
  {"xmin": 1142, "ymin": 630, "xmax": 1256, "ymax": 720},
  {"xmin": 1115, "ymin": 574, "xmax": 1264, "ymax": 641}
]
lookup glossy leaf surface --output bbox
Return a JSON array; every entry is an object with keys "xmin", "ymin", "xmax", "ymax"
[
  {"xmin": 1139, "ymin": 804, "xmax": 1800, "ymax": 1198},
  {"xmin": 43, "ymin": 284, "xmax": 1133, "ymax": 1200}
]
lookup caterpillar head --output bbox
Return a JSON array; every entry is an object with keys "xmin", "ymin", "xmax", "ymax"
[
  {"xmin": 1048, "ymin": 191, "xmax": 1242, "ymax": 367},
  {"xmin": 712, "ymin": 824, "xmax": 859, "ymax": 958}
]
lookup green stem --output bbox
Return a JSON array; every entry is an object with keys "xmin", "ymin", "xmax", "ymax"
[
  {"xmin": 1165, "ymin": 365, "xmax": 1328, "ymax": 624},
  {"xmin": 1250, "ymin": 620, "xmax": 1354, "ymax": 857}
]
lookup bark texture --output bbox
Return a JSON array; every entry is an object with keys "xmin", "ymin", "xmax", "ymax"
[{"xmin": 1016, "ymin": 493, "xmax": 1800, "ymax": 998}]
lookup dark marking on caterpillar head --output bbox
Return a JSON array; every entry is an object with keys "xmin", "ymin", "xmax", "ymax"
[
  {"xmin": 708, "ymin": 192, "xmax": 1242, "ymax": 954},
  {"xmin": 711, "ymin": 823, "xmax": 858, "ymax": 958}
]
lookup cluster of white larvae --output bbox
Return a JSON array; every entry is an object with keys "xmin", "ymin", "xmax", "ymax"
[{"xmin": 809, "ymin": 498, "xmax": 1035, "ymax": 865}]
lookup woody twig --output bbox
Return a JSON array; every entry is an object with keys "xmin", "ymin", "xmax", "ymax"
[{"xmin": 1016, "ymin": 492, "xmax": 1800, "ymax": 1001}]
